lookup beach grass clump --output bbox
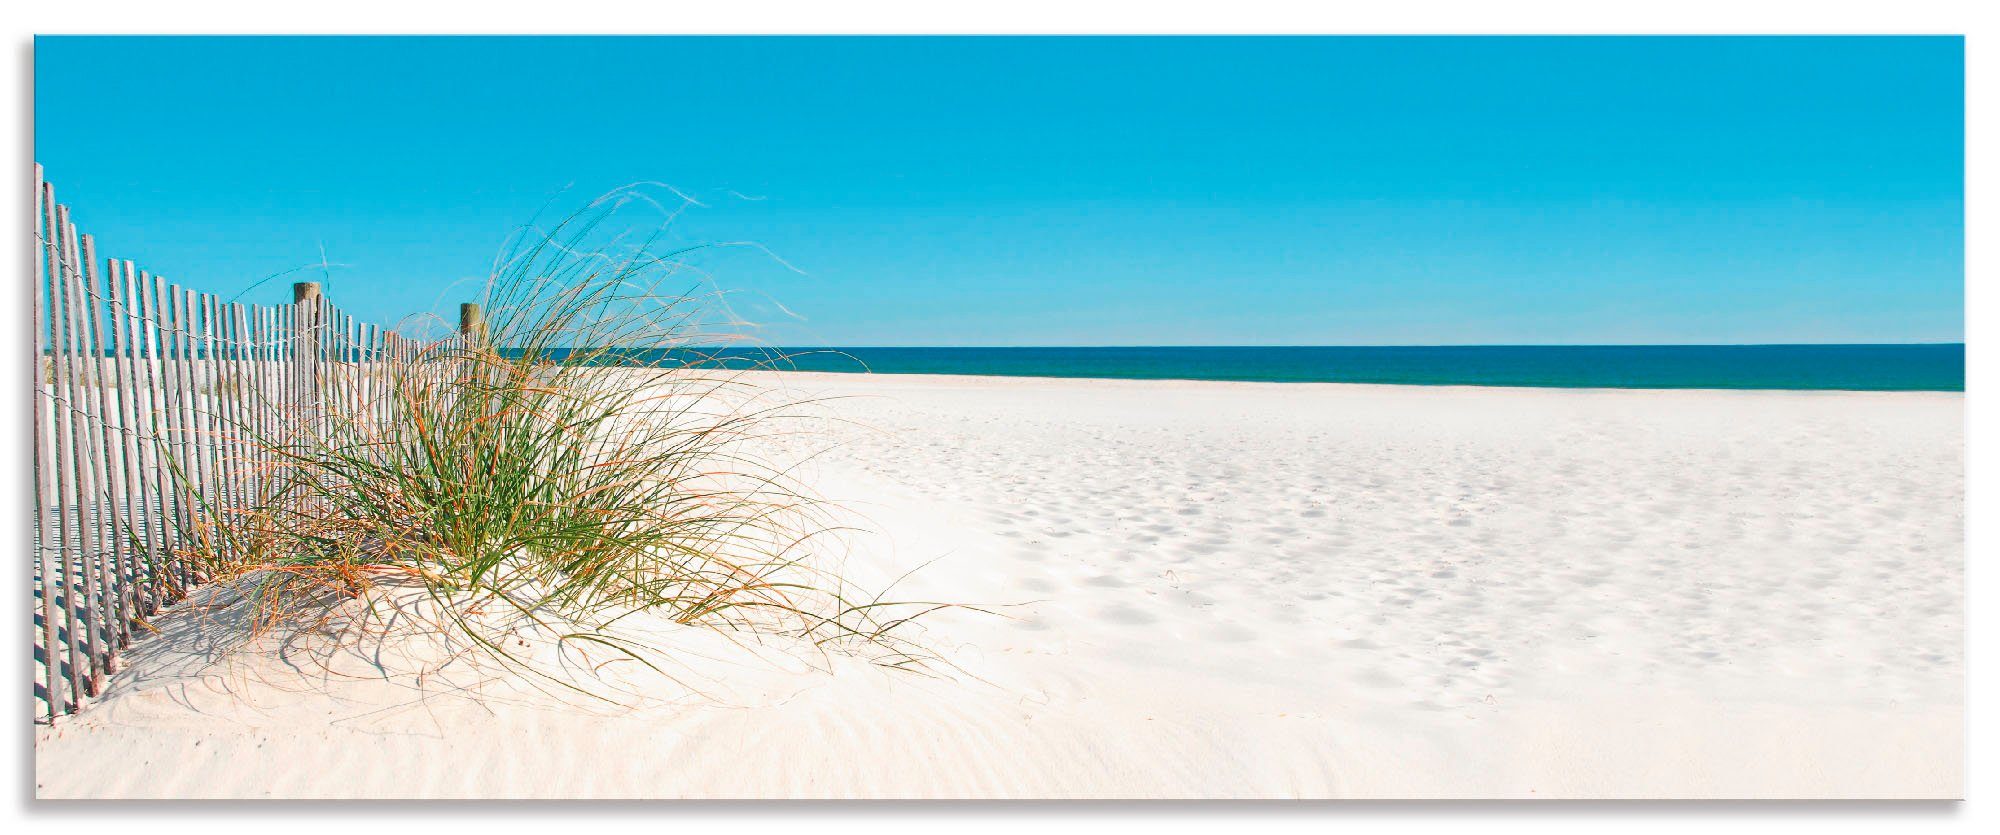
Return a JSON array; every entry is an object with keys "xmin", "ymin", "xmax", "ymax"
[{"xmin": 174, "ymin": 197, "xmax": 944, "ymax": 694}]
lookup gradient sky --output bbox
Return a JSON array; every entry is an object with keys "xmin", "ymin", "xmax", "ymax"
[{"xmin": 34, "ymin": 36, "xmax": 1963, "ymax": 346}]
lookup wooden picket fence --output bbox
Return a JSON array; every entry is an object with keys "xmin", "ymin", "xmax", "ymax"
[{"xmin": 31, "ymin": 165, "xmax": 472, "ymax": 722}]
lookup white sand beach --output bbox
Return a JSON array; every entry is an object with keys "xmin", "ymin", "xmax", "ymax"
[{"xmin": 32, "ymin": 373, "xmax": 1964, "ymax": 799}]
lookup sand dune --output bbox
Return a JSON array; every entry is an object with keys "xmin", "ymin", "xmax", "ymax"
[{"xmin": 34, "ymin": 374, "xmax": 1963, "ymax": 799}]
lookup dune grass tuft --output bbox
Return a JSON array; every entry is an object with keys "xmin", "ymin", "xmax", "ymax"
[{"xmin": 172, "ymin": 196, "xmax": 952, "ymax": 697}]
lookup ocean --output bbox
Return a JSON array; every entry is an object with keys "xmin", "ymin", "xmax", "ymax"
[{"xmin": 697, "ymin": 344, "xmax": 1964, "ymax": 392}]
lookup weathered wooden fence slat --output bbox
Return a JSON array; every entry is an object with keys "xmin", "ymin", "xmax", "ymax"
[{"xmin": 33, "ymin": 168, "xmax": 65, "ymax": 719}]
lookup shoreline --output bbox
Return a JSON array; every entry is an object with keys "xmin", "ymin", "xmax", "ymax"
[
  {"xmin": 660, "ymin": 343, "xmax": 1965, "ymax": 393},
  {"xmin": 749, "ymin": 368, "xmax": 1968, "ymax": 396}
]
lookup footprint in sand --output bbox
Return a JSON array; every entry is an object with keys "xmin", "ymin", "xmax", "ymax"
[
  {"xmin": 1098, "ymin": 604, "xmax": 1159, "ymax": 625},
  {"xmin": 1204, "ymin": 623, "xmax": 1259, "ymax": 643}
]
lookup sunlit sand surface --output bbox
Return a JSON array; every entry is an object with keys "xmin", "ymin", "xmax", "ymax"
[{"xmin": 35, "ymin": 374, "xmax": 1962, "ymax": 798}]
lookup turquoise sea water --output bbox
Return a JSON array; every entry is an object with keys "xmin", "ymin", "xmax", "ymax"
[{"xmin": 702, "ymin": 345, "xmax": 1963, "ymax": 392}]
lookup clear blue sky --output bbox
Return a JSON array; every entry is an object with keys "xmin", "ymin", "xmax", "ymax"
[{"xmin": 34, "ymin": 36, "xmax": 1963, "ymax": 346}]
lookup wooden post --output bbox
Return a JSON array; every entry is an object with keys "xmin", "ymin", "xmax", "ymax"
[
  {"xmin": 459, "ymin": 302, "xmax": 485, "ymax": 347},
  {"xmin": 293, "ymin": 281, "xmax": 322, "ymax": 422},
  {"xmin": 458, "ymin": 303, "xmax": 486, "ymax": 395},
  {"xmin": 291, "ymin": 283, "xmax": 321, "ymax": 521}
]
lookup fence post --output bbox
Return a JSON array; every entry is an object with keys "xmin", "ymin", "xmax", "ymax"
[
  {"xmin": 459, "ymin": 303, "xmax": 487, "ymax": 393},
  {"xmin": 291, "ymin": 283, "xmax": 321, "ymax": 522},
  {"xmin": 293, "ymin": 282, "xmax": 321, "ymax": 419},
  {"xmin": 458, "ymin": 302, "xmax": 485, "ymax": 347}
]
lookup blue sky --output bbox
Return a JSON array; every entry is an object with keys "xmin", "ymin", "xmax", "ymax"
[{"xmin": 34, "ymin": 36, "xmax": 1963, "ymax": 345}]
